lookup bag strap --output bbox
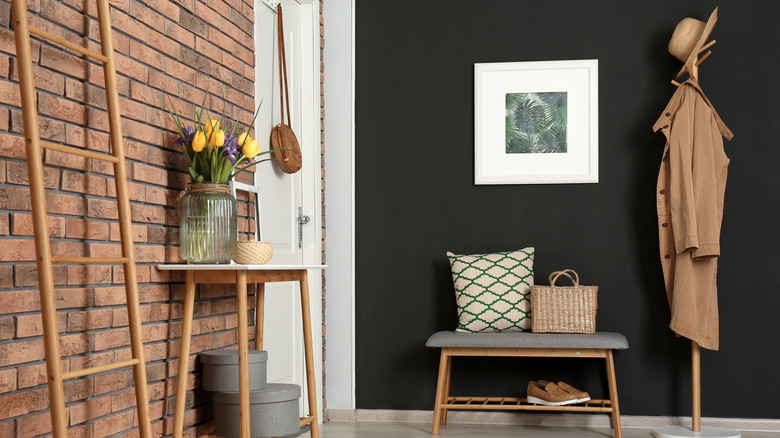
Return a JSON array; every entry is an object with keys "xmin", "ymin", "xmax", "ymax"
[
  {"xmin": 548, "ymin": 269, "xmax": 580, "ymax": 286},
  {"xmin": 277, "ymin": 4, "xmax": 292, "ymax": 128}
]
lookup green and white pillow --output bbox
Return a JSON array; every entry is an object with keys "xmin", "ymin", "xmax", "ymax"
[{"xmin": 447, "ymin": 248, "xmax": 534, "ymax": 333}]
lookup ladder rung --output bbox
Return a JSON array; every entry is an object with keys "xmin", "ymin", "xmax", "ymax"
[
  {"xmin": 62, "ymin": 358, "xmax": 139, "ymax": 380},
  {"xmin": 27, "ymin": 25, "xmax": 109, "ymax": 63},
  {"xmin": 40, "ymin": 141, "xmax": 119, "ymax": 163},
  {"xmin": 51, "ymin": 256, "xmax": 128, "ymax": 264}
]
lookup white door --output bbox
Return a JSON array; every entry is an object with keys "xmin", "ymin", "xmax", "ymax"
[{"xmin": 254, "ymin": 0, "xmax": 322, "ymax": 420}]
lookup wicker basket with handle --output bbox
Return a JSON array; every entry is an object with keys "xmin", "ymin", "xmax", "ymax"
[{"xmin": 530, "ymin": 269, "xmax": 598, "ymax": 334}]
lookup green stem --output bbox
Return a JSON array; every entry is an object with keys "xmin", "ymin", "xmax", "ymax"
[
  {"xmin": 228, "ymin": 156, "xmax": 247, "ymax": 175},
  {"xmin": 219, "ymin": 156, "xmax": 233, "ymax": 183},
  {"xmin": 229, "ymin": 157, "xmax": 274, "ymax": 180}
]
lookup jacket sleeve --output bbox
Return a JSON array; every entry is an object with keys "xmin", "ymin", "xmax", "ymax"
[
  {"xmin": 689, "ymin": 98, "xmax": 722, "ymax": 259},
  {"xmin": 668, "ymin": 87, "xmax": 699, "ymax": 254}
]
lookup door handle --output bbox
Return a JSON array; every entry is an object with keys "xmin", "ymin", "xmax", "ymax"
[{"xmin": 298, "ymin": 207, "xmax": 310, "ymax": 249}]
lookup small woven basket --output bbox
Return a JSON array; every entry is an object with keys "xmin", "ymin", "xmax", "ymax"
[
  {"xmin": 235, "ymin": 241, "xmax": 273, "ymax": 265},
  {"xmin": 530, "ymin": 269, "xmax": 598, "ymax": 334}
]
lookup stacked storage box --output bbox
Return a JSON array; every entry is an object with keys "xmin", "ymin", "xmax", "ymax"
[{"xmin": 201, "ymin": 349, "xmax": 301, "ymax": 438}]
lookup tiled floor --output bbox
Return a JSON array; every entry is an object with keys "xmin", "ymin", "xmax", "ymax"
[{"xmin": 299, "ymin": 422, "xmax": 780, "ymax": 438}]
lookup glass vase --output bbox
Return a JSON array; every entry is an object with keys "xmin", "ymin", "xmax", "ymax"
[{"xmin": 179, "ymin": 182, "xmax": 237, "ymax": 264}]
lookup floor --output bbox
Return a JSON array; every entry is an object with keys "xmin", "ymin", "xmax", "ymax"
[{"xmin": 298, "ymin": 423, "xmax": 780, "ymax": 438}]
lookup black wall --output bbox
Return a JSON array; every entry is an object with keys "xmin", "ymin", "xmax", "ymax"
[{"xmin": 355, "ymin": 0, "xmax": 780, "ymax": 418}]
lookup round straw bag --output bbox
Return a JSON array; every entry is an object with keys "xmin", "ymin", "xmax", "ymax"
[
  {"xmin": 235, "ymin": 241, "xmax": 273, "ymax": 265},
  {"xmin": 530, "ymin": 269, "xmax": 598, "ymax": 334},
  {"xmin": 270, "ymin": 4, "xmax": 302, "ymax": 174}
]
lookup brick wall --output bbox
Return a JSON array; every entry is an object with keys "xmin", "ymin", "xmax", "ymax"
[
  {"xmin": 318, "ymin": 0, "xmax": 326, "ymax": 417},
  {"xmin": 0, "ymin": 0, "xmax": 259, "ymax": 435}
]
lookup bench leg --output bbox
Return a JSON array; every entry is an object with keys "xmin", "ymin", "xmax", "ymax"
[
  {"xmin": 431, "ymin": 348, "xmax": 449, "ymax": 435},
  {"xmin": 605, "ymin": 349, "xmax": 622, "ymax": 438},
  {"xmin": 440, "ymin": 353, "xmax": 452, "ymax": 425}
]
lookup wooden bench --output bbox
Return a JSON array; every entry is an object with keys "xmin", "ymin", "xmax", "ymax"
[{"xmin": 426, "ymin": 331, "xmax": 629, "ymax": 437}]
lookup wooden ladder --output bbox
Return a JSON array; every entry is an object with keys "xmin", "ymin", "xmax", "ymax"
[{"xmin": 11, "ymin": 0, "xmax": 153, "ymax": 436}]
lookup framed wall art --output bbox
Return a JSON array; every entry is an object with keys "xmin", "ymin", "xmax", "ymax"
[{"xmin": 474, "ymin": 59, "xmax": 598, "ymax": 184}]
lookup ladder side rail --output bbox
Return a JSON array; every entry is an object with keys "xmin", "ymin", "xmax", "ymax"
[
  {"xmin": 11, "ymin": 0, "xmax": 69, "ymax": 436},
  {"xmin": 95, "ymin": 0, "xmax": 153, "ymax": 436}
]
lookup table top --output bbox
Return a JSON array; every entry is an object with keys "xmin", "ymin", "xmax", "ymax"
[{"xmin": 157, "ymin": 264, "xmax": 327, "ymax": 271}]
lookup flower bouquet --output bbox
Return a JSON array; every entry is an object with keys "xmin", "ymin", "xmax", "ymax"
[
  {"xmin": 165, "ymin": 93, "xmax": 272, "ymax": 263},
  {"xmin": 165, "ymin": 95, "xmax": 272, "ymax": 184}
]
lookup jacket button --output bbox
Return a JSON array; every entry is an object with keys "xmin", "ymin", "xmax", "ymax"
[
  {"xmin": 659, "ymin": 189, "xmax": 665, "ymax": 194},
  {"xmin": 663, "ymin": 124, "xmax": 669, "ymax": 129},
  {"xmin": 664, "ymin": 254, "xmax": 671, "ymax": 259},
  {"xmin": 662, "ymin": 223, "xmax": 668, "ymax": 227},
  {"xmin": 666, "ymin": 112, "xmax": 671, "ymax": 117}
]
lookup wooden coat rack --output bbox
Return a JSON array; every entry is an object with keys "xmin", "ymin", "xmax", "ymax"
[
  {"xmin": 671, "ymin": 39, "xmax": 716, "ymax": 86},
  {"xmin": 653, "ymin": 38, "xmax": 741, "ymax": 438}
]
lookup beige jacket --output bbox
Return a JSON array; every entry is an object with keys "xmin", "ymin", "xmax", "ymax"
[{"xmin": 653, "ymin": 79, "xmax": 733, "ymax": 350}]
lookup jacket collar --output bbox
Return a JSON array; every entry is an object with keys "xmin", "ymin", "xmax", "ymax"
[
  {"xmin": 678, "ymin": 80, "xmax": 734, "ymax": 140},
  {"xmin": 653, "ymin": 79, "xmax": 733, "ymax": 140}
]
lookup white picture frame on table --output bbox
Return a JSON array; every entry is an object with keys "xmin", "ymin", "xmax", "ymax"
[{"xmin": 475, "ymin": 59, "xmax": 598, "ymax": 185}]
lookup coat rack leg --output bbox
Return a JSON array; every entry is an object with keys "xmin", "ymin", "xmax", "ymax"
[
  {"xmin": 692, "ymin": 341, "xmax": 701, "ymax": 432},
  {"xmin": 652, "ymin": 341, "xmax": 741, "ymax": 438}
]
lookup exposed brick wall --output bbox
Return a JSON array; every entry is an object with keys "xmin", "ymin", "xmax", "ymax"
[
  {"xmin": 0, "ymin": 0, "xmax": 258, "ymax": 435},
  {"xmin": 319, "ymin": 0, "xmax": 327, "ymax": 417}
]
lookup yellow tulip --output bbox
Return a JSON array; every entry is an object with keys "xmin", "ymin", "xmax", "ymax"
[
  {"xmin": 242, "ymin": 139, "xmax": 259, "ymax": 158},
  {"xmin": 208, "ymin": 129, "xmax": 225, "ymax": 150},
  {"xmin": 191, "ymin": 131, "xmax": 206, "ymax": 152},
  {"xmin": 203, "ymin": 119, "xmax": 220, "ymax": 137},
  {"xmin": 237, "ymin": 132, "xmax": 252, "ymax": 147}
]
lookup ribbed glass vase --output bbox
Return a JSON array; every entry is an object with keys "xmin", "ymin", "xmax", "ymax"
[{"xmin": 179, "ymin": 182, "xmax": 237, "ymax": 264}]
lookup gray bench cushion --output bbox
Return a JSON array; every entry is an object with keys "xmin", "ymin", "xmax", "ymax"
[{"xmin": 425, "ymin": 331, "xmax": 628, "ymax": 350}]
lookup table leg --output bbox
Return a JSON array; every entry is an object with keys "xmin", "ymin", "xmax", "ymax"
[
  {"xmin": 173, "ymin": 271, "xmax": 196, "ymax": 438},
  {"xmin": 255, "ymin": 283, "xmax": 265, "ymax": 350},
  {"xmin": 237, "ymin": 270, "xmax": 250, "ymax": 438},
  {"xmin": 299, "ymin": 270, "xmax": 319, "ymax": 438}
]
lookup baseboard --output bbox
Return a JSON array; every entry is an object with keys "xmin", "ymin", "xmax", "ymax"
[{"xmin": 325, "ymin": 409, "xmax": 780, "ymax": 432}]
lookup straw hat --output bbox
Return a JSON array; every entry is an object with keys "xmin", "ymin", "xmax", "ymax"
[{"xmin": 668, "ymin": 7, "xmax": 718, "ymax": 78}]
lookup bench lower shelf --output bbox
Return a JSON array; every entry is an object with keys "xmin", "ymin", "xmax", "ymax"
[{"xmin": 443, "ymin": 396, "xmax": 613, "ymax": 412}]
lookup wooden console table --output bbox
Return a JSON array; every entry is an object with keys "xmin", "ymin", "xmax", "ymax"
[{"xmin": 157, "ymin": 264, "xmax": 326, "ymax": 438}]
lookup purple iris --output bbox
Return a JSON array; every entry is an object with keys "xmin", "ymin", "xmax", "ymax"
[
  {"xmin": 175, "ymin": 125, "xmax": 195, "ymax": 147},
  {"xmin": 222, "ymin": 135, "xmax": 240, "ymax": 164}
]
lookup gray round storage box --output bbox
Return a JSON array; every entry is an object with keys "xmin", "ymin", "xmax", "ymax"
[
  {"xmin": 201, "ymin": 349, "xmax": 268, "ymax": 392},
  {"xmin": 213, "ymin": 383, "xmax": 301, "ymax": 438}
]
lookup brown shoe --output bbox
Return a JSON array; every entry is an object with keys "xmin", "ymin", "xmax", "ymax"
[
  {"xmin": 526, "ymin": 381, "xmax": 579, "ymax": 406},
  {"xmin": 538, "ymin": 380, "xmax": 591, "ymax": 403},
  {"xmin": 557, "ymin": 381, "xmax": 590, "ymax": 403}
]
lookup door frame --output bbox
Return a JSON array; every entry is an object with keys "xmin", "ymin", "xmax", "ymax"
[{"xmin": 322, "ymin": 0, "xmax": 356, "ymax": 410}]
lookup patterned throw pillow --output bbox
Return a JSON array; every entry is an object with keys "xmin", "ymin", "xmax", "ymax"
[{"xmin": 447, "ymin": 248, "xmax": 534, "ymax": 333}]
